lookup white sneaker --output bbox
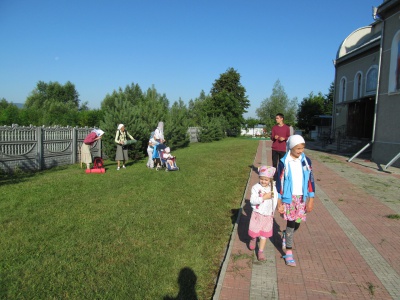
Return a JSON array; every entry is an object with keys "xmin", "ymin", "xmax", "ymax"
[
  {"xmin": 122, "ymin": 165, "xmax": 126, "ymax": 169},
  {"xmin": 117, "ymin": 167, "xmax": 120, "ymax": 170}
]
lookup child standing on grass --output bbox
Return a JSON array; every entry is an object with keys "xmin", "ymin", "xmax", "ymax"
[
  {"xmin": 248, "ymin": 165, "xmax": 278, "ymax": 261},
  {"xmin": 276, "ymin": 135, "xmax": 315, "ymax": 267}
]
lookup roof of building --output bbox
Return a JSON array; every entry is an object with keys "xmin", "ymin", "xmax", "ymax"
[
  {"xmin": 336, "ymin": 24, "xmax": 381, "ymax": 60},
  {"xmin": 336, "ymin": 0, "xmax": 400, "ymax": 61}
]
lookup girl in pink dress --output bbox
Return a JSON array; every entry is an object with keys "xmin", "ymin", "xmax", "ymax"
[{"xmin": 248, "ymin": 166, "xmax": 278, "ymax": 261}]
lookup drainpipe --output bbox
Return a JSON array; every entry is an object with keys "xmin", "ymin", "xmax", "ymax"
[
  {"xmin": 348, "ymin": 19, "xmax": 384, "ymax": 162},
  {"xmin": 331, "ymin": 59, "xmax": 337, "ymax": 143}
]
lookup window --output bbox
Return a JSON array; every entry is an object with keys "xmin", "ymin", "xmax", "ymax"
[
  {"xmin": 389, "ymin": 30, "xmax": 400, "ymax": 93},
  {"xmin": 339, "ymin": 77, "xmax": 347, "ymax": 102},
  {"xmin": 365, "ymin": 66, "xmax": 378, "ymax": 94},
  {"xmin": 397, "ymin": 41, "xmax": 400, "ymax": 90},
  {"xmin": 353, "ymin": 72, "xmax": 363, "ymax": 99}
]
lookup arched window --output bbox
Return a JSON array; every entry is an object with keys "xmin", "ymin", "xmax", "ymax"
[
  {"xmin": 388, "ymin": 30, "xmax": 400, "ymax": 93},
  {"xmin": 353, "ymin": 72, "xmax": 363, "ymax": 99},
  {"xmin": 339, "ymin": 77, "xmax": 347, "ymax": 102},
  {"xmin": 365, "ymin": 66, "xmax": 378, "ymax": 95}
]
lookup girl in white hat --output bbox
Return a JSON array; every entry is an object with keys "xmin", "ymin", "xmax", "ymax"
[{"xmin": 276, "ymin": 135, "xmax": 315, "ymax": 267}]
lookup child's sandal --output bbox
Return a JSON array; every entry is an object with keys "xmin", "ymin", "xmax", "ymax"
[
  {"xmin": 257, "ymin": 251, "xmax": 266, "ymax": 261},
  {"xmin": 283, "ymin": 254, "xmax": 296, "ymax": 267},
  {"xmin": 249, "ymin": 238, "xmax": 256, "ymax": 250}
]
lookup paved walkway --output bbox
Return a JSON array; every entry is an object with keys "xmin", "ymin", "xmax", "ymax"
[{"xmin": 214, "ymin": 140, "xmax": 400, "ymax": 300}]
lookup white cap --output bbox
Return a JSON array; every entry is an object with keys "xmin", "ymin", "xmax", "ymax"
[{"xmin": 287, "ymin": 134, "xmax": 305, "ymax": 150}]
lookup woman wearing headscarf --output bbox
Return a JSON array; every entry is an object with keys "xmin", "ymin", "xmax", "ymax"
[
  {"xmin": 115, "ymin": 124, "xmax": 135, "ymax": 170},
  {"xmin": 154, "ymin": 121, "xmax": 165, "ymax": 144},
  {"xmin": 81, "ymin": 128, "xmax": 105, "ymax": 170},
  {"xmin": 147, "ymin": 131, "xmax": 159, "ymax": 168}
]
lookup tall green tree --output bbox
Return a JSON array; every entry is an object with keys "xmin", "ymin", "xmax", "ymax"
[
  {"xmin": 198, "ymin": 116, "xmax": 225, "ymax": 142},
  {"xmin": 100, "ymin": 94, "xmax": 145, "ymax": 161},
  {"xmin": 296, "ymin": 82, "xmax": 334, "ymax": 135},
  {"xmin": 99, "ymin": 83, "xmax": 187, "ymax": 161},
  {"xmin": 209, "ymin": 68, "xmax": 250, "ymax": 136},
  {"xmin": 101, "ymin": 83, "xmax": 144, "ymax": 111},
  {"xmin": 139, "ymin": 85, "xmax": 169, "ymax": 135},
  {"xmin": 297, "ymin": 92, "xmax": 326, "ymax": 134},
  {"xmin": 77, "ymin": 109, "xmax": 104, "ymax": 127},
  {"xmin": 256, "ymin": 80, "xmax": 298, "ymax": 131},
  {"xmin": 187, "ymin": 90, "xmax": 210, "ymax": 127},
  {"xmin": 24, "ymin": 81, "xmax": 81, "ymax": 126},
  {"xmin": 18, "ymin": 107, "xmax": 41, "ymax": 126},
  {"xmin": 0, "ymin": 98, "xmax": 8, "ymax": 110},
  {"xmin": 165, "ymin": 99, "xmax": 190, "ymax": 149},
  {"xmin": 324, "ymin": 82, "xmax": 334, "ymax": 115},
  {"xmin": 0, "ymin": 98, "xmax": 20, "ymax": 125},
  {"xmin": 243, "ymin": 117, "xmax": 260, "ymax": 136}
]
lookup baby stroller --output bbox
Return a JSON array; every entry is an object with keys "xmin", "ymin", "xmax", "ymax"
[
  {"xmin": 152, "ymin": 144, "xmax": 166, "ymax": 170},
  {"xmin": 153, "ymin": 144, "xmax": 179, "ymax": 171}
]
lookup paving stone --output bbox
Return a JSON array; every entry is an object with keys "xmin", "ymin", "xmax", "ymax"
[{"xmin": 214, "ymin": 140, "xmax": 400, "ymax": 300}]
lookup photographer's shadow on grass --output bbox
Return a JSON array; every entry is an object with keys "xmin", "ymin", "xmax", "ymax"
[{"xmin": 163, "ymin": 267, "xmax": 198, "ymax": 300}]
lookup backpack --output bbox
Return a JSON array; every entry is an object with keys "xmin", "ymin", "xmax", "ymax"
[{"xmin": 93, "ymin": 157, "xmax": 104, "ymax": 169}]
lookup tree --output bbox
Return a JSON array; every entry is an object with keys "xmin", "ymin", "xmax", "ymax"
[
  {"xmin": 165, "ymin": 100, "xmax": 190, "ymax": 149},
  {"xmin": 243, "ymin": 117, "xmax": 260, "ymax": 136},
  {"xmin": 100, "ymin": 94, "xmax": 145, "ymax": 161},
  {"xmin": 139, "ymin": 85, "xmax": 169, "ymax": 134},
  {"xmin": 209, "ymin": 68, "xmax": 250, "ymax": 136},
  {"xmin": 324, "ymin": 82, "xmax": 334, "ymax": 115},
  {"xmin": 0, "ymin": 98, "xmax": 20, "ymax": 125},
  {"xmin": 24, "ymin": 81, "xmax": 81, "ymax": 125},
  {"xmin": 101, "ymin": 83, "xmax": 144, "ymax": 111},
  {"xmin": 198, "ymin": 116, "xmax": 225, "ymax": 142},
  {"xmin": 187, "ymin": 90, "xmax": 210, "ymax": 127},
  {"xmin": 18, "ymin": 107, "xmax": 41, "ymax": 126},
  {"xmin": 256, "ymin": 80, "xmax": 297, "ymax": 131},
  {"xmin": 297, "ymin": 92, "xmax": 326, "ymax": 134},
  {"xmin": 99, "ymin": 83, "xmax": 190, "ymax": 161},
  {"xmin": 77, "ymin": 109, "xmax": 104, "ymax": 127},
  {"xmin": 0, "ymin": 98, "xmax": 8, "ymax": 110}
]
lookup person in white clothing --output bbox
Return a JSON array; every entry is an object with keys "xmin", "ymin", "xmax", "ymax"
[
  {"xmin": 147, "ymin": 131, "xmax": 159, "ymax": 168},
  {"xmin": 162, "ymin": 147, "xmax": 175, "ymax": 169},
  {"xmin": 248, "ymin": 165, "xmax": 278, "ymax": 261},
  {"xmin": 154, "ymin": 121, "xmax": 165, "ymax": 144}
]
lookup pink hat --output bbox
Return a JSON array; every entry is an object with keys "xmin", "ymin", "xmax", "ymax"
[{"xmin": 258, "ymin": 165, "xmax": 276, "ymax": 178}]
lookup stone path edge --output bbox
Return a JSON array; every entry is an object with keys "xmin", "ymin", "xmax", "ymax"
[{"xmin": 212, "ymin": 140, "xmax": 262, "ymax": 299}]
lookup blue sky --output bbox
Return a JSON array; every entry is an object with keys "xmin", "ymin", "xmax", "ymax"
[{"xmin": 0, "ymin": 0, "xmax": 383, "ymax": 118}]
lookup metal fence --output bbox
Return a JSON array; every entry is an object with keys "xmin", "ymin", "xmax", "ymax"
[{"xmin": 0, "ymin": 125, "xmax": 101, "ymax": 173}]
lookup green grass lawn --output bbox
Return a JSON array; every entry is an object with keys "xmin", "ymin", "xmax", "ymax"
[{"xmin": 0, "ymin": 138, "xmax": 259, "ymax": 299}]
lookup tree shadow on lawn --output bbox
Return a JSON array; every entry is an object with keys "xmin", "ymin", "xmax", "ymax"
[{"xmin": 0, "ymin": 164, "xmax": 70, "ymax": 187}]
